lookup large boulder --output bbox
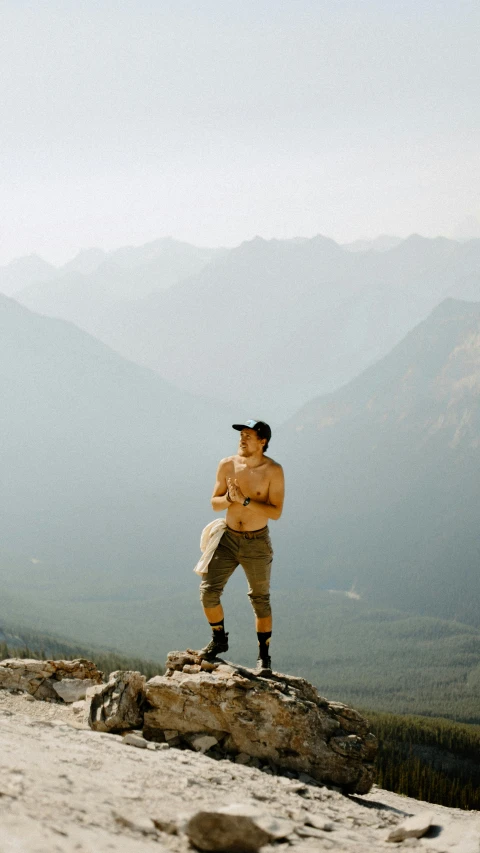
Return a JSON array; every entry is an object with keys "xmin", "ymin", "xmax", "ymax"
[
  {"xmin": 143, "ymin": 651, "xmax": 377, "ymax": 794},
  {"xmin": 0, "ymin": 658, "xmax": 103, "ymax": 700}
]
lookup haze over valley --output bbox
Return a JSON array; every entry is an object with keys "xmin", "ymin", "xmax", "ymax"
[{"xmin": 2, "ymin": 232, "xmax": 480, "ymax": 720}]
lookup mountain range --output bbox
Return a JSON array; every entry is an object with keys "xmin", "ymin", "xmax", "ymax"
[
  {"xmin": 13, "ymin": 238, "xmax": 224, "ymax": 326},
  {"xmin": 12, "ymin": 234, "xmax": 480, "ymax": 421}
]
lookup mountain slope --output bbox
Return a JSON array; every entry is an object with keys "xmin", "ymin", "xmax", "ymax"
[
  {"xmin": 0, "ymin": 294, "xmax": 234, "ymax": 577},
  {"xmin": 274, "ymin": 298, "xmax": 480, "ymax": 626}
]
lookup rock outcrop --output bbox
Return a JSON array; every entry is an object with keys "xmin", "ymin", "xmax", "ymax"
[
  {"xmin": 0, "ymin": 658, "xmax": 103, "ymax": 700},
  {"xmin": 1, "ymin": 652, "xmax": 376, "ymax": 793},
  {"xmin": 88, "ymin": 650, "xmax": 375, "ymax": 793}
]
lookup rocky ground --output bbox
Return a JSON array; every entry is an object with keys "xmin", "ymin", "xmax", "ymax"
[{"xmin": 0, "ymin": 690, "xmax": 479, "ymax": 853}]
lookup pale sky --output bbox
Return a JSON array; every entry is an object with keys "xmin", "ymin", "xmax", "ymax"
[{"xmin": 1, "ymin": 0, "xmax": 479, "ymax": 265}]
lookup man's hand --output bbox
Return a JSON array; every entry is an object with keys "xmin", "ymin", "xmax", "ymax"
[{"xmin": 227, "ymin": 477, "xmax": 246, "ymax": 504}]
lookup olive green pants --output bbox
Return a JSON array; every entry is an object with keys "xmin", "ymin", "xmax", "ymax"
[{"xmin": 199, "ymin": 526, "xmax": 273, "ymax": 618}]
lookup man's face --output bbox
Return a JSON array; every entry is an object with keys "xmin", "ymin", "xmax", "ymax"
[{"xmin": 238, "ymin": 428, "xmax": 265, "ymax": 457}]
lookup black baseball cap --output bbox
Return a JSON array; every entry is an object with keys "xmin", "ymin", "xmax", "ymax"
[{"xmin": 232, "ymin": 419, "xmax": 272, "ymax": 442}]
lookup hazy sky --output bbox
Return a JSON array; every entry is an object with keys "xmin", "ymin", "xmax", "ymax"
[{"xmin": 1, "ymin": 0, "xmax": 479, "ymax": 265}]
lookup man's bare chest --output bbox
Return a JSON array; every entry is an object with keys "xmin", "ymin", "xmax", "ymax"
[{"xmin": 231, "ymin": 460, "xmax": 270, "ymax": 501}]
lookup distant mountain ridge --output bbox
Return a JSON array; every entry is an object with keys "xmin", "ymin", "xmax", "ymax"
[
  {"xmin": 342, "ymin": 234, "xmax": 402, "ymax": 252},
  {"xmin": 14, "ymin": 238, "xmax": 226, "ymax": 323},
  {"xmin": 13, "ymin": 233, "xmax": 480, "ymax": 421},
  {"xmin": 0, "ymin": 254, "xmax": 57, "ymax": 296}
]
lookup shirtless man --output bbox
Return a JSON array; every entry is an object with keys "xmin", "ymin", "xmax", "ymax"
[{"xmin": 199, "ymin": 420, "xmax": 285, "ymax": 672}]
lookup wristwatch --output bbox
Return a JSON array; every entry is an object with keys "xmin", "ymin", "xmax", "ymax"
[{"xmin": 243, "ymin": 497, "xmax": 251, "ymax": 506}]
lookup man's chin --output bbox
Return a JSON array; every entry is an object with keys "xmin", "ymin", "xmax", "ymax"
[{"xmin": 238, "ymin": 447, "xmax": 251, "ymax": 457}]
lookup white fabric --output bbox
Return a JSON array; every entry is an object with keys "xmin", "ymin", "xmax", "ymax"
[{"xmin": 193, "ymin": 518, "xmax": 227, "ymax": 575}]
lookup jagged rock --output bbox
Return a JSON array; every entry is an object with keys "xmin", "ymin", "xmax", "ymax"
[
  {"xmin": 0, "ymin": 658, "xmax": 103, "ymax": 699},
  {"xmin": 143, "ymin": 652, "xmax": 377, "ymax": 793},
  {"xmin": 52, "ymin": 677, "xmax": 99, "ymax": 703},
  {"xmin": 185, "ymin": 803, "xmax": 295, "ymax": 852},
  {"xmin": 386, "ymin": 811, "xmax": 434, "ymax": 842},
  {"xmin": 89, "ymin": 671, "xmax": 146, "ymax": 733}
]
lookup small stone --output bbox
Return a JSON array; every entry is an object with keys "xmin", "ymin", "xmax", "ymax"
[
  {"xmin": 157, "ymin": 743, "xmax": 170, "ymax": 750},
  {"xmin": 235, "ymin": 752, "xmax": 251, "ymax": 765},
  {"xmin": 123, "ymin": 733, "xmax": 148, "ymax": 749},
  {"xmin": 186, "ymin": 803, "xmax": 295, "ymax": 853},
  {"xmin": 23, "ymin": 693, "xmax": 35, "ymax": 702},
  {"xmin": 216, "ymin": 664, "xmax": 236, "ymax": 674},
  {"xmin": 112, "ymin": 810, "xmax": 158, "ymax": 835},
  {"xmin": 189, "ymin": 734, "xmax": 218, "ymax": 753},
  {"xmin": 296, "ymin": 825, "xmax": 328, "ymax": 838},
  {"xmin": 303, "ymin": 813, "xmax": 334, "ymax": 831},
  {"xmin": 387, "ymin": 811, "xmax": 434, "ymax": 843},
  {"xmin": 288, "ymin": 783, "xmax": 309, "ymax": 795},
  {"xmin": 298, "ymin": 772, "xmax": 317, "ymax": 785},
  {"xmin": 183, "ymin": 665, "xmax": 201, "ymax": 674},
  {"xmin": 152, "ymin": 816, "xmax": 178, "ymax": 835}
]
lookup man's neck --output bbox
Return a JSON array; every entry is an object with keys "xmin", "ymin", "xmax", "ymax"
[{"xmin": 239, "ymin": 452, "xmax": 265, "ymax": 469}]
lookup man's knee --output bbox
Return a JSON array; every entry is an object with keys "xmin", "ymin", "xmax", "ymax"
[
  {"xmin": 200, "ymin": 583, "xmax": 222, "ymax": 610},
  {"xmin": 248, "ymin": 592, "xmax": 271, "ymax": 618}
]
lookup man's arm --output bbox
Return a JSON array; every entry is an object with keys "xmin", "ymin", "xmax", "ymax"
[
  {"xmin": 228, "ymin": 463, "xmax": 285, "ymax": 520},
  {"xmin": 211, "ymin": 459, "xmax": 232, "ymax": 512}
]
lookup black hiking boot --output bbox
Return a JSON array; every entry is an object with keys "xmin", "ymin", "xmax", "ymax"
[
  {"xmin": 255, "ymin": 654, "xmax": 272, "ymax": 675},
  {"xmin": 198, "ymin": 632, "xmax": 229, "ymax": 661}
]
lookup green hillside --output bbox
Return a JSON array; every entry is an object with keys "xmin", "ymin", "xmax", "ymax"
[
  {"xmin": 3, "ymin": 554, "xmax": 480, "ymax": 723},
  {"xmin": 0, "ymin": 624, "xmax": 163, "ymax": 680},
  {"xmin": 368, "ymin": 711, "xmax": 480, "ymax": 810}
]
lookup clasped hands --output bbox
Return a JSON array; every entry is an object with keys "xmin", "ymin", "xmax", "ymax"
[{"xmin": 226, "ymin": 477, "xmax": 246, "ymax": 504}]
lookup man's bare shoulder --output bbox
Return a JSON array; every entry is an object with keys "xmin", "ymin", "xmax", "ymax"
[
  {"xmin": 218, "ymin": 455, "xmax": 236, "ymax": 468},
  {"xmin": 263, "ymin": 455, "xmax": 283, "ymax": 472}
]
